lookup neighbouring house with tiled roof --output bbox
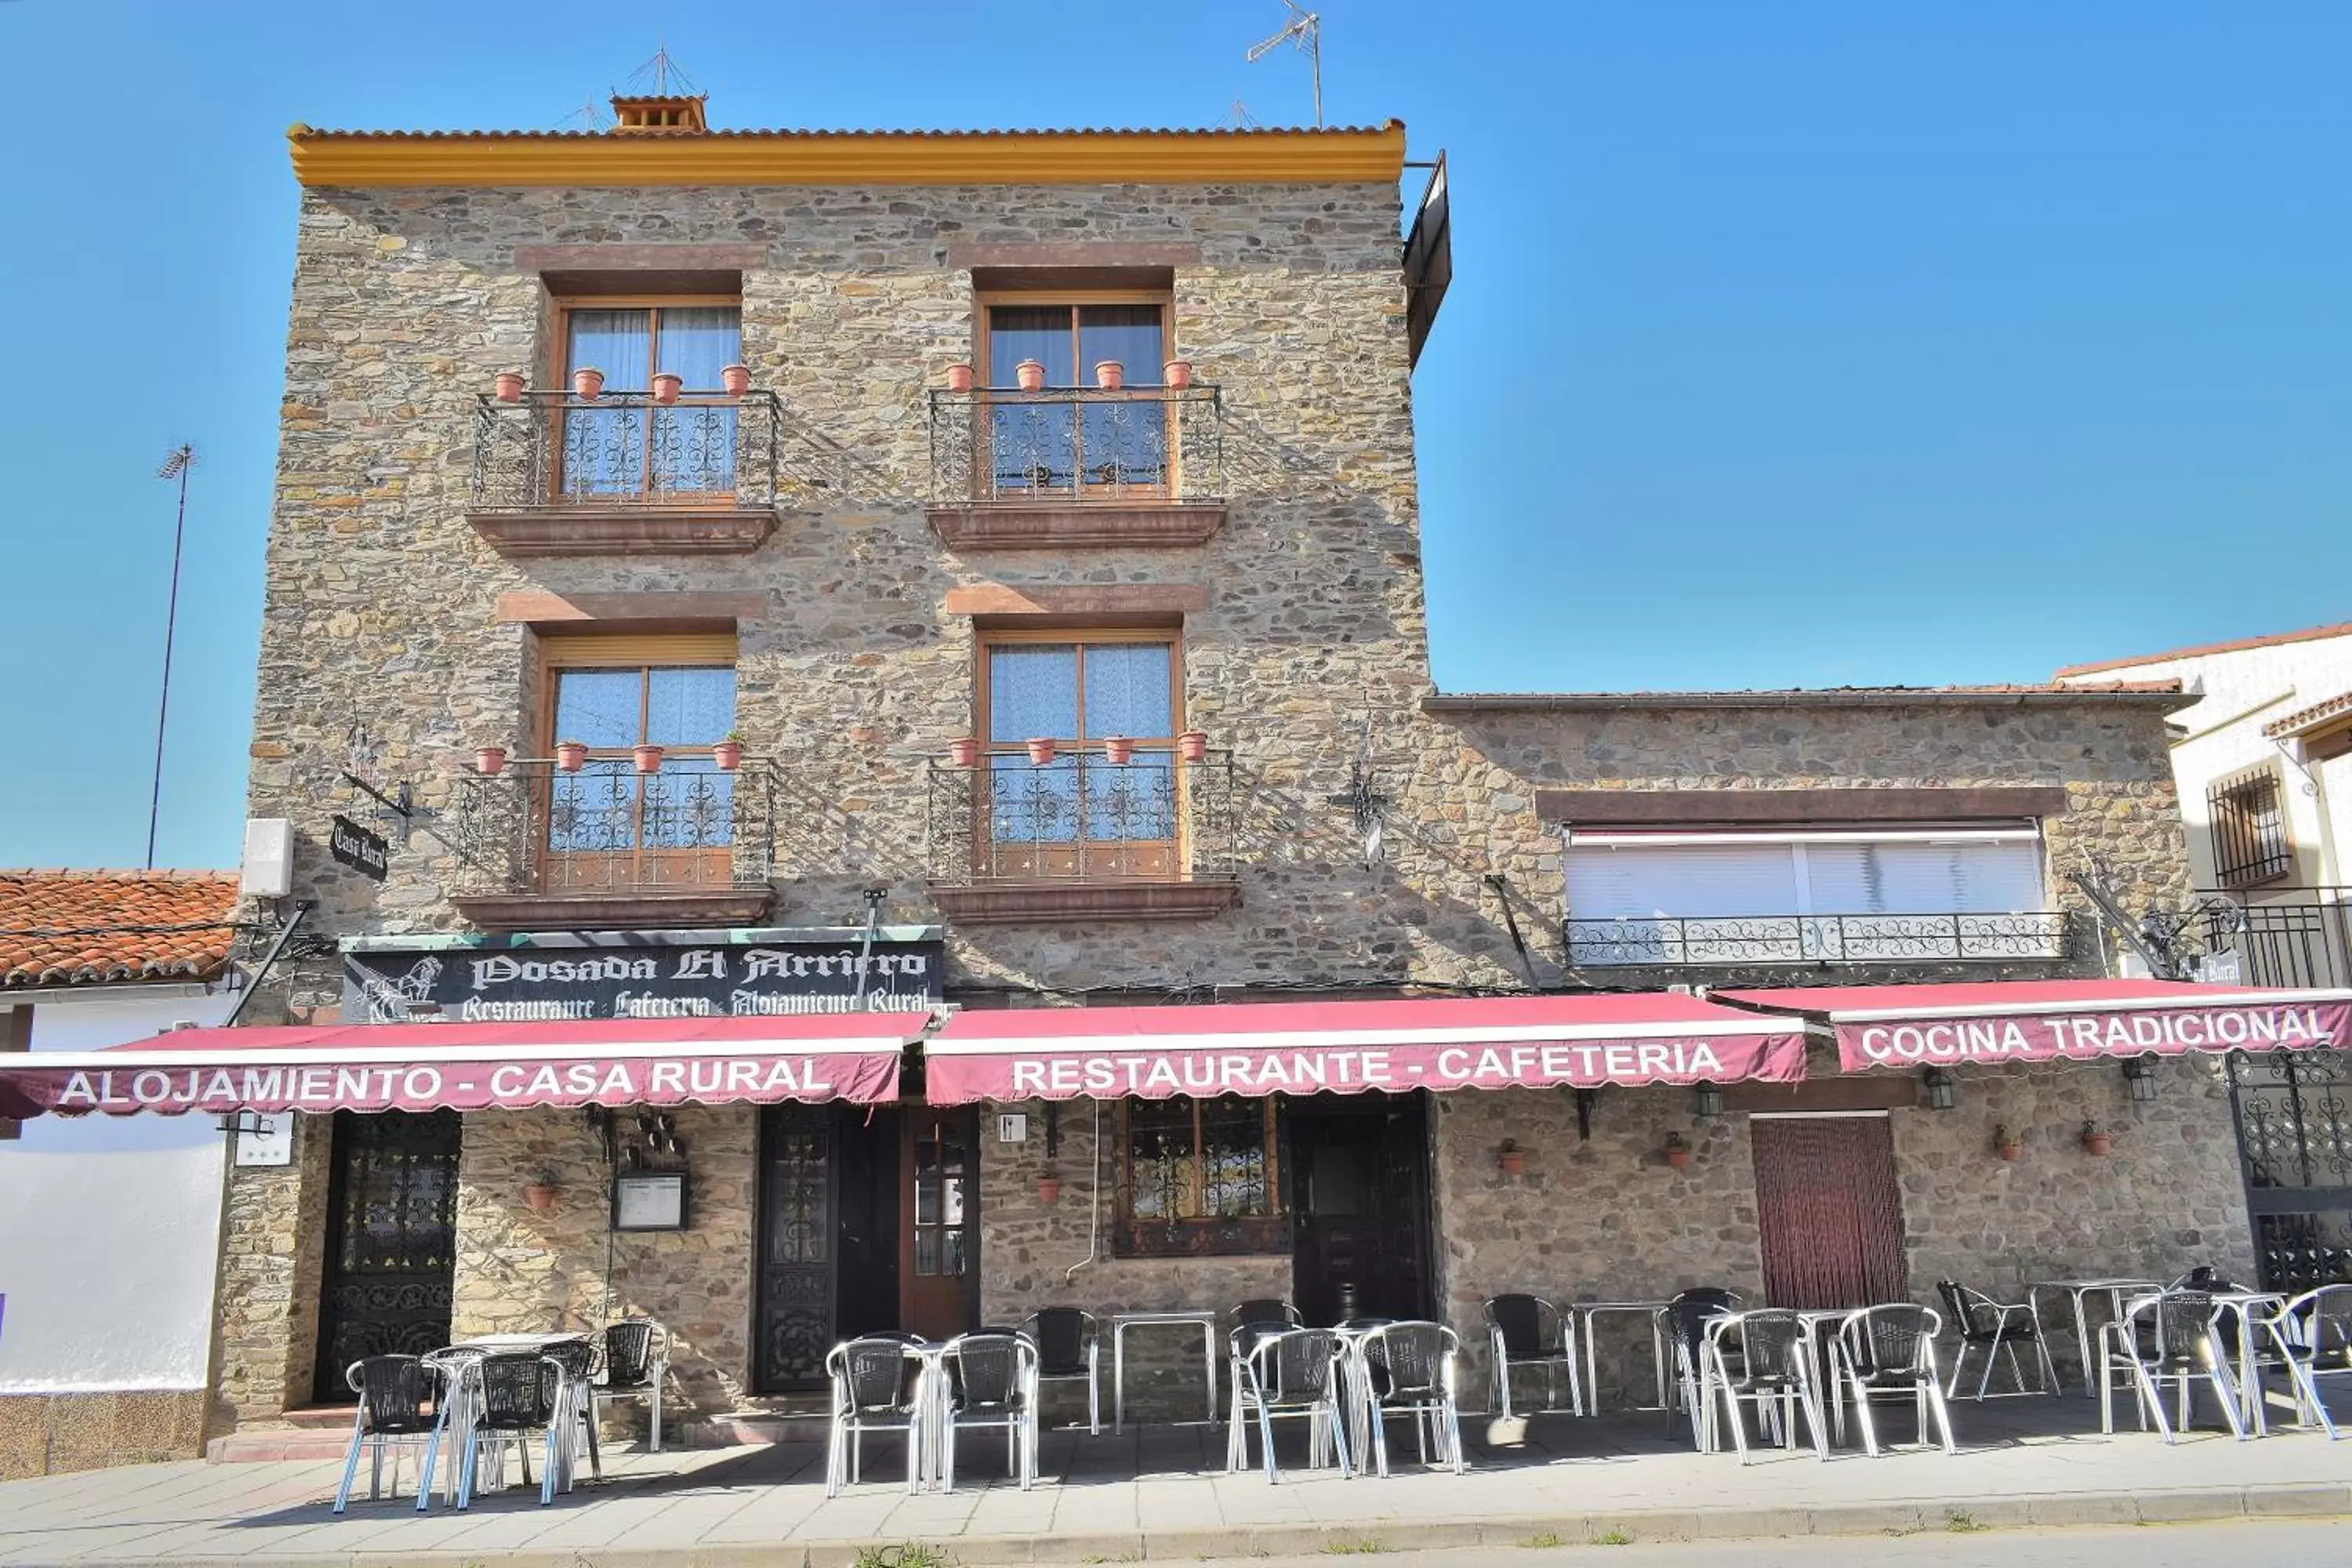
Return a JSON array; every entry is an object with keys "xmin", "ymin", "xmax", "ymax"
[
  {"xmin": 0, "ymin": 869, "xmax": 247, "ymax": 1477},
  {"xmin": 2056, "ymin": 622, "xmax": 2352, "ymax": 983}
]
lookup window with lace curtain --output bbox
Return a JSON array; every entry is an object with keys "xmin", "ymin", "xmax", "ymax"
[{"xmin": 556, "ymin": 299, "xmax": 742, "ymax": 500}]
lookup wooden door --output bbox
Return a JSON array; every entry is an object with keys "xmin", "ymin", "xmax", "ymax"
[
  {"xmin": 1750, "ymin": 1115, "xmax": 1908, "ymax": 1310},
  {"xmin": 901, "ymin": 1109, "xmax": 979, "ymax": 1340},
  {"xmin": 1289, "ymin": 1094, "xmax": 1432, "ymax": 1325}
]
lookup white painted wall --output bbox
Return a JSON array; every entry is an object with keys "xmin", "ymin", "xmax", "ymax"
[
  {"xmin": 2063, "ymin": 629, "xmax": 2352, "ymax": 895},
  {"xmin": 0, "ymin": 989, "xmax": 234, "ymax": 1392}
]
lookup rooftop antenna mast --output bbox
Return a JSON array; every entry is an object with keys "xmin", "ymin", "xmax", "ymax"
[
  {"xmin": 147, "ymin": 445, "xmax": 196, "ymax": 870},
  {"xmin": 1225, "ymin": 99, "xmax": 1261, "ymax": 129},
  {"xmin": 1246, "ymin": 1, "xmax": 1323, "ymax": 127},
  {"xmin": 626, "ymin": 42, "xmax": 700, "ymax": 97}
]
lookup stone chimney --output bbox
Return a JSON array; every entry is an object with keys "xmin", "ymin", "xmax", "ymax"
[{"xmin": 608, "ymin": 94, "xmax": 708, "ymax": 135}]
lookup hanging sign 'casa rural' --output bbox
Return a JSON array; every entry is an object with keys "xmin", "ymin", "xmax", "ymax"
[{"xmin": 328, "ymin": 815, "xmax": 389, "ymax": 881}]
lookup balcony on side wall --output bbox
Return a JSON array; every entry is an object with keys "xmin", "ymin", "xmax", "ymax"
[
  {"xmin": 445, "ymin": 755, "xmax": 779, "ymax": 928},
  {"xmin": 926, "ymin": 748, "xmax": 1241, "ymax": 924},
  {"xmin": 466, "ymin": 387, "xmax": 790, "ymax": 557},
  {"xmin": 2199, "ymin": 890, "xmax": 2352, "ymax": 989},
  {"xmin": 1564, "ymin": 911, "xmax": 2080, "ymax": 970},
  {"xmin": 926, "ymin": 383, "xmax": 1225, "ymax": 550}
]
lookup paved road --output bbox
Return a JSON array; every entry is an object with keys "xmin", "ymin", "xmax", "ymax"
[{"xmin": 1232, "ymin": 1515, "xmax": 2350, "ymax": 1567}]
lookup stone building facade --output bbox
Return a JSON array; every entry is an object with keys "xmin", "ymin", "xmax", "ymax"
[{"xmin": 187, "ymin": 103, "xmax": 2274, "ymax": 1450}]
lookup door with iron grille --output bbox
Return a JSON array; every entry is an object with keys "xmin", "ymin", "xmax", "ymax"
[
  {"xmin": 2226, "ymin": 1050, "xmax": 2352, "ymax": 1291},
  {"xmin": 312, "ymin": 1109, "xmax": 461, "ymax": 1402},
  {"xmin": 754, "ymin": 1104, "xmax": 838, "ymax": 1391}
]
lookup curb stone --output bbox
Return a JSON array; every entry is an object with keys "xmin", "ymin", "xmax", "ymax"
[{"xmin": 24, "ymin": 1483, "xmax": 2352, "ymax": 1566}]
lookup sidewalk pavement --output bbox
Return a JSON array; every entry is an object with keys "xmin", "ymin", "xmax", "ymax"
[{"xmin": 2, "ymin": 1395, "xmax": 2347, "ymax": 1567}]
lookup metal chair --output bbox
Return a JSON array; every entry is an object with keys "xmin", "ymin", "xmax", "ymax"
[
  {"xmin": 1701, "ymin": 1309, "xmax": 1827, "ymax": 1464},
  {"xmin": 1661, "ymin": 1287, "xmax": 1740, "ymax": 1444},
  {"xmin": 1018, "ymin": 1308, "xmax": 1102, "ymax": 1435},
  {"xmin": 541, "ymin": 1337, "xmax": 600, "ymax": 1489},
  {"xmin": 1936, "ymin": 1280, "xmax": 2058, "ymax": 1399},
  {"xmin": 1227, "ymin": 1299, "xmax": 1306, "ymax": 1417},
  {"xmin": 1227, "ymin": 1327, "xmax": 1353, "ymax": 1483},
  {"xmin": 823, "ymin": 1336, "xmax": 929, "ymax": 1497},
  {"xmin": 1360, "ymin": 1320, "xmax": 1467, "ymax": 1475},
  {"xmin": 331, "ymin": 1356, "xmax": 441, "ymax": 1514},
  {"xmin": 2263, "ymin": 1284, "xmax": 2352, "ymax": 1439},
  {"xmin": 1833, "ymin": 1305, "xmax": 1956, "ymax": 1457},
  {"xmin": 2098, "ymin": 1290, "xmax": 2246, "ymax": 1444},
  {"xmin": 1483, "ymin": 1294, "xmax": 1580, "ymax": 1417},
  {"xmin": 412, "ymin": 1346, "xmax": 487, "ymax": 1511},
  {"xmin": 938, "ymin": 1331, "xmax": 1038, "ymax": 1492},
  {"xmin": 453, "ymin": 1353, "xmax": 567, "ymax": 1509},
  {"xmin": 593, "ymin": 1318, "xmax": 671, "ymax": 1453}
]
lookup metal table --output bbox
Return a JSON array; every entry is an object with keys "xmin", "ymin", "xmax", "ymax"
[
  {"xmin": 2027, "ymin": 1279, "xmax": 2160, "ymax": 1398},
  {"xmin": 1571, "ymin": 1299, "xmax": 1672, "ymax": 1414},
  {"xmin": 1110, "ymin": 1310, "xmax": 1221, "ymax": 1434}
]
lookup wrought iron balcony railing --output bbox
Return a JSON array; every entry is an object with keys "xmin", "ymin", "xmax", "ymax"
[
  {"xmin": 446, "ymin": 757, "xmax": 780, "ymax": 898},
  {"xmin": 927, "ymin": 386, "xmax": 1223, "ymax": 505},
  {"xmin": 470, "ymin": 390, "xmax": 786, "ymax": 510},
  {"xmin": 926, "ymin": 751, "xmax": 1239, "ymax": 886},
  {"xmin": 1564, "ymin": 911, "xmax": 2075, "ymax": 967},
  {"xmin": 2200, "ymin": 891, "xmax": 2352, "ymax": 989}
]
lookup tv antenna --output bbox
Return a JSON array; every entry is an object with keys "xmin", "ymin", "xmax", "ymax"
[
  {"xmin": 556, "ymin": 100, "xmax": 611, "ymax": 132},
  {"xmin": 1246, "ymin": 1, "xmax": 1323, "ymax": 127},
  {"xmin": 625, "ymin": 42, "xmax": 699, "ymax": 97},
  {"xmin": 147, "ymin": 445, "xmax": 196, "ymax": 870},
  {"xmin": 1225, "ymin": 99, "xmax": 1261, "ymax": 129}
]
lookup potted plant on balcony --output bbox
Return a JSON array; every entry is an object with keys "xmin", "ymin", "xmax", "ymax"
[
  {"xmin": 651, "ymin": 371, "xmax": 683, "ymax": 406},
  {"xmin": 1026, "ymin": 738, "xmax": 1057, "ymax": 766},
  {"xmin": 1094, "ymin": 360, "xmax": 1124, "ymax": 390},
  {"xmin": 1102, "ymin": 735, "xmax": 1136, "ymax": 765},
  {"xmin": 1662, "ymin": 1131, "xmax": 1693, "ymax": 1170},
  {"xmin": 944, "ymin": 362, "xmax": 975, "ymax": 394},
  {"xmin": 633, "ymin": 743, "xmax": 666, "ymax": 774},
  {"xmin": 2080, "ymin": 1120, "xmax": 2114, "ymax": 1156},
  {"xmin": 492, "ymin": 371, "xmax": 527, "ymax": 403},
  {"xmin": 949, "ymin": 737, "xmax": 982, "ymax": 768},
  {"xmin": 1178, "ymin": 729, "xmax": 1210, "ymax": 764},
  {"xmin": 1994, "ymin": 1125, "xmax": 2024, "ymax": 1161},
  {"xmin": 554, "ymin": 739, "xmax": 589, "ymax": 772},
  {"xmin": 523, "ymin": 1178, "xmax": 557, "ymax": 1211},
  {"xmin": 720, "ymin": 363, "xmax": 753, "ymax": 396},
  {"xmin": 713, "ymin": 731, "xmax": 744, "ymax": 772},
  {"xmin": 474, "ymin": 746, "xmax": 509, "ymax": 777},
  {"xmin": 1163, "ymin": 358, "xmax": 1193, "ymax": 390},
  {"xmin": 1014, "ymin": 358, "xmax": 1047, "ymax": 393},
  {"xmin": 572, "ymin": 366, "xmax": 605, "ymax": 401}
]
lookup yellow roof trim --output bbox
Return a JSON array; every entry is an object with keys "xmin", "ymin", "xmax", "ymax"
[{"xmin": 288, "ymin": 122, "xmax": 1407, "ymax": 189}]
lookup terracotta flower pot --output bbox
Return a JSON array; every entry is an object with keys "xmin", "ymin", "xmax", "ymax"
[
  {"xmin": 720, "ymin": 363, "xmax": 752, "ymax": 396},
  {"xmin": 1026, "ymin": 738, "xmax": 1057, "ymax": 766},
  {"xmin": 555, "ymin": 742, "xmax": 588, "ymax": 772},
  {"xmin": 945, "ymin": 362, "xmax": 975, "ymax": 394},
  {"xmin": 651, "ymin": 372, "xmax": 683, "ymax": 405},
  {"xmin": 2082, "ymin": 1130, "xmax": 2114, "ymax": 1157},
  {"xmin": 1163, "ymin": 359, "xmax": 1193, "ymax": 390},
  {"xmin": 1094, "ymin": 360, "xmax": 1124, "ymax": 390},
  {"xmin": 1036, "ymin": 1176, "xmax": 1061, "ymax": 1206},
  {"xmin": 474, "ymin": 746, "xmax": 508, "ymax": 777},
  {"xmin": 1178, "ymin": 730, "xmax": 1209, "ymax": 764},
  {"xmin": 949, "ymin": 737, "xmax": 982, "ymax": 768},
  {"xmin": 572, "ymin": 367, "xmax": 605, "ymax": 401},
  {"xmin": 1497, "ymin": 1151, "xmax": 1526, "ymax": 1178},
  {"xmin": 1664, "ymin": 1145, "xmax": 1692, "ymax": 1170},
  {"xmin": 492, "ymin": 371, "xmax": 527, "ymax": 403},
  {"xmin": 712, "ymin": 740, "xmax": 743, "ymax": 772},
  {"xmin": 633, "ymin": 744, "xmax": 666, "ymax": 774},
  {"xmin": 1015, "ymin": 358, "xmax": 1047, "ymax": 392},
  {"xmin": 523, "ymin": 1184, "xmax": 557, "ymax": 1211},
  {"xmin": 1996, "ymin": 1142, "xmax": 2024, "ymax": 1162},
  {"xmin": 1102, "ymin": 736, "xmax": 1136, "ymax": 765}
]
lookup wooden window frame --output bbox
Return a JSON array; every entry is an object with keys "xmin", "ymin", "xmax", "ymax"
[
  {"xmin": 532, "ymin": 633, "xmax": 739, "ymax": 894},
  {"xmin": 547, "ymin": 296, "xmax": 745, "ymax": 506},
  {"xmin": 974, "ymin": 292, "xmax": 1178, "ymax": 501},
  {"xmin": 2209, "ymin": 764, "xmax": 2293, "ymax": 889},
  {"xmin": 973, "ymin": 629, "xmax": 1189, "ymax": 882},
  {"xmin": 1111, "ymin": 1094, "xmax": 1287, "ymax": 1258}
]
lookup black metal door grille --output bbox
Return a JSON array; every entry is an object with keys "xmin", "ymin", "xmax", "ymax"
[
  {"xmin": 312, "ymin": 1109, "xmax": 461, "ymax": 1403},
  {"xmin": 2227, "ymin": 1050, "xmax": 2352, "ymax": 1293},
  {"xmin": 755, "ymin": 1104, "xmax": 837, "ymax": 1391}
]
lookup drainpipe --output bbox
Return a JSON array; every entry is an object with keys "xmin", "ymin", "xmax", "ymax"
[{"xmin": 1065, "ymin": 1099, "xmax": 1104, "ymax": 1284}]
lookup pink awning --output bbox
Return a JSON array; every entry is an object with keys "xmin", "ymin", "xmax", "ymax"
[
  {"xmin": 924, "ymin": 993, "xmax": 1809, "ymax": 1105},
  {"xmin": 0, "ymin": 1014, "xmax": 931, "ymax": 1120},
  {"xmin": 1717, "ymin": 978, "xmax": 2352, "ymax": 1073}
]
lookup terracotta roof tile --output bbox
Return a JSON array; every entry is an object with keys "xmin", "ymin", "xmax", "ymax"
[
  {"xmin": 2054, "ymin": 621, "xmax": 2352, "ymax": 678},
  {"xmin": 2264, "ymin": 690, "xmax": 2352, "ymax": 740},
  {"xmin": 0, "ymin": 869, "xmax": 241, "ymax": 991}
]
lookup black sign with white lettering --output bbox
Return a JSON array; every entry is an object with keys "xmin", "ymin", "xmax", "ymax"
[
  {"xmin": 343, "ymin": 937, "xmax": 944, "ymax": 1023},
  {"xmin": 328, "ymin": 815, "xmax": 390, "ymax": 881}
]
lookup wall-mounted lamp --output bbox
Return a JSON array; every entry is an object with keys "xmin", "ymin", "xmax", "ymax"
[
  {"xmin": 1923, "ymin": 1068, "xmax": 1956, "ymax": 1112},
  {"xmin": 2123, "ymin": 1056, "xmax": 2158, "ymax": 1103},
  {"xmin": 1693, "ymin": 1081, "xmax": 1725, "ymax": 1120}
]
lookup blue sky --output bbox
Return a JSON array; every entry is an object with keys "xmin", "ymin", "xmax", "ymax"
[{"xmin": 1, "ymin": 2, "xmax": 2346, "ymax": 870}]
